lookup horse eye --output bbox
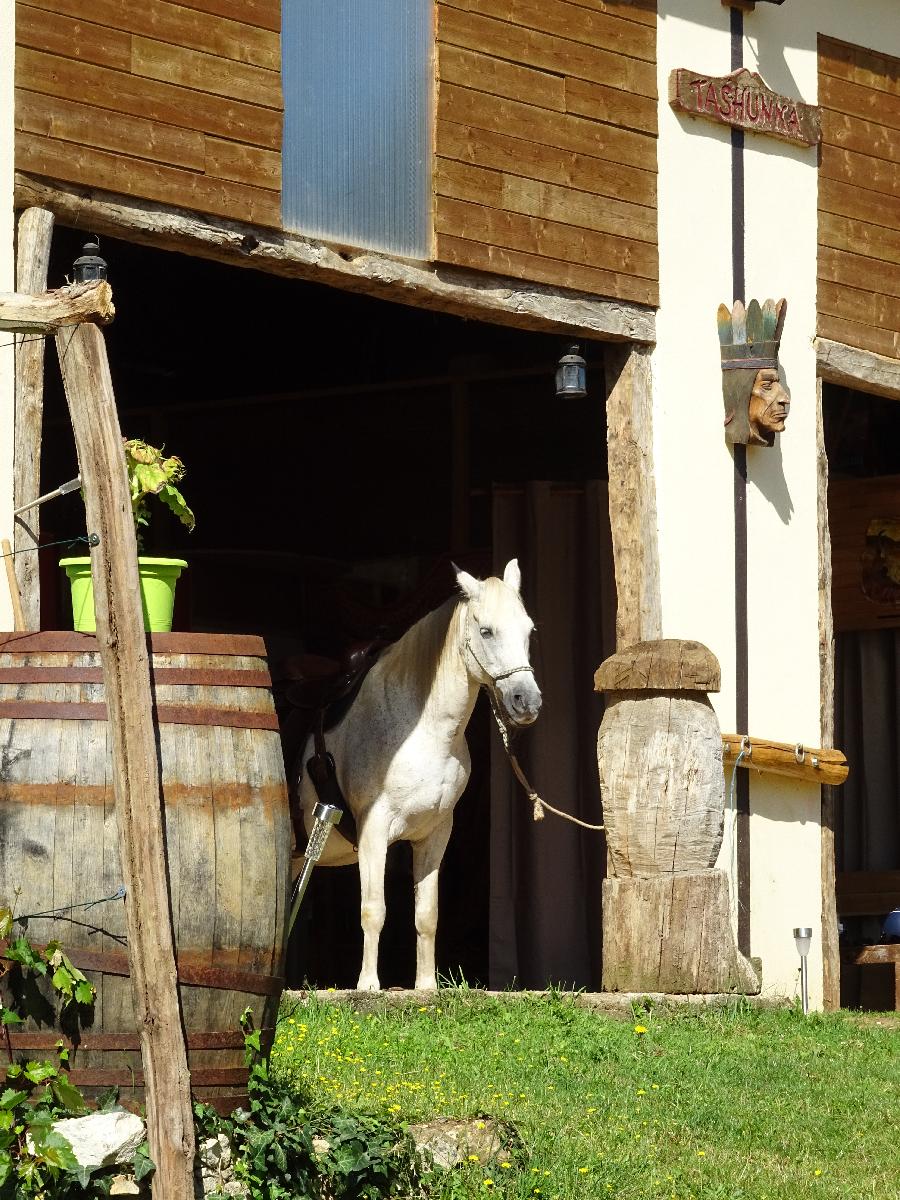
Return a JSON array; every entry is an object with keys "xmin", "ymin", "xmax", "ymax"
[{"xmin": 479, "ymin": 627, "xmax": 493, "ymax": 639}]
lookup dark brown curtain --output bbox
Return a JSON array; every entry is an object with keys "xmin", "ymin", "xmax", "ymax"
[
  {"xmin": 835, "ymin": 630, "xmax": 900, "ymax": 873},
  {"xmin": 489, "ymin": 481, "xmax": 616, "ymax": 990}
]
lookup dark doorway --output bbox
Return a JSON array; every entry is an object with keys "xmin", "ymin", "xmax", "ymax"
[{"xmin": 40, "ymin": 228, "xmax": 610, "ymax": 989}]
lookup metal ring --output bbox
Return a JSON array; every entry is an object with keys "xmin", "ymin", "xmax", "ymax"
[
  {"xmin": 740, "ymin": 735, "xmax": 751, "ymax": 756},
  {"xmin": 795, "ymin": 743, "xmax": 805, "ymax": 764}
]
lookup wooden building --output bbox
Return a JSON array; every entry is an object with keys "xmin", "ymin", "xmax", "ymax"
[{"xmin": 1, "ymin": 0, "xmax": 899, "ymax": 1009}]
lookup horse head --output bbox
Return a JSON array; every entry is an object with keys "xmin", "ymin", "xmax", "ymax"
[{"xmin": 455, "ymin": 559, "xmax": 542, "ymax": 727}]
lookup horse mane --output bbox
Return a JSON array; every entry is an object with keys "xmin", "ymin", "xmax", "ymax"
[{"xmin": 375, "ymin": 595, "xmax": 464, "ymax": 708}]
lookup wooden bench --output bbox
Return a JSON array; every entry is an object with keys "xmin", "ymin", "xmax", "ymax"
[{"xmin": 836, "ymin": 871, "xmax": 900, "ymax": 1011}]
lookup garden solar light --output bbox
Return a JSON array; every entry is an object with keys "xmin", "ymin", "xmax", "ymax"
[
  {"xmin": 288, "ymin": 801, "xmax": 341, "ymax": 935},
  {"xmin": 555, "ymin": 344, "xmax": 587, "ymax": 398},
  {"xmin": 793, "ymin": 926, "xmax": 812, "ymax": 1014}
]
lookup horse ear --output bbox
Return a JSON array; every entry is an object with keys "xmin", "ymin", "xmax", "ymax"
[
  {"xmin": 455, "ymin": 567, "xmax": 483, "ymax": 600},
  {"xmin": 503, "ymin": 558, "xmax": 521, "ymax": 594}
]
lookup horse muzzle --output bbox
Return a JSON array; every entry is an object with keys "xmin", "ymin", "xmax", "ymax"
[{"xmin": 497, "ymin": 676, "xmax": 542, "ymax": 727}]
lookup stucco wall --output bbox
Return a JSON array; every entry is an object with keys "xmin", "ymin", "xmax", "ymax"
[
  {"xmin": 654, "ymin": 0, "xmax": 900, "ymax": 1007},
  {"xmin": 0, "ymin": 2, "xmax": 14, "ymax": 631}
]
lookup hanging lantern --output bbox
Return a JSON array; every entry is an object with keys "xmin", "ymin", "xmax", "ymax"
[
  {"xmin": 72, "ymin": 240, "xmax": 108, "ymax": 284},
  {"xmin": 555, "ymin": 344, "xmax": 587, "ymax": 398}
]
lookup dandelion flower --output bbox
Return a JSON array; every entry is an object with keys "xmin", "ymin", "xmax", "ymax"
[
  {"xmin": 500, "ymin": 1162, "xmax": 512, "ymax": 1169},
  {"xmin": 579, "ymin": 1167, "xmax": 589, "ymax": 1174},
  {"xmin": 697, "ymin": 1150, "xmax": 706, "ymax": 1157},
  {"xmin": 814, "ymin": 1169, "xmax": 823, "ymax": 1177},
  {"xmin": 637, "ymin": 1089, "xmax": 646, "ymax": 1096},
  {"xmin": 633, "ymin": 1024, "xmax": 648, "ymax": 1034},
  {"xmin": 483, "ymin": 1181, "xmax": 494, "ymax": 1188},
  {"xmin": 468, "ymin": 1154, "xmax": 480, "ymax": 1163}
]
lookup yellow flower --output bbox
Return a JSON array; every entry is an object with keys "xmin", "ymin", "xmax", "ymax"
[
  {"xmin": 468, "ymin": 1155, "xmax": 480, "ymax": 1163},
  {"xmin": 418, "ymin": 1006, "xmax": 429, "ymax": 1012},
  {"xmin": 697, "ymin": 1150, "xmax": 706, "ymax": 1157},
  {"xmin": 637, "ymin": 1089, "xmax": 646, "ymax": 1096},
  {"xmin": 651, "ymin": 1083, "xmax": 660, "ymax": 1089},
  {"xmin": 483, "ymin": 1181, "xmax": 494, "ymax": 1189},
  {"xmin": 633, "ymin": 1024, "xmax": 648, "ymax": 1034},
  {"xmin": 579, "ymin": 1167, "xmax": 589, "ymax": 1173},
  {"xmin": 500, "ymin": 1162, "xmax": 512, "ymax": 1169},
  {"xmin": 814, "ymin": 1169, "xmax": 823, "ymax": 1177}
]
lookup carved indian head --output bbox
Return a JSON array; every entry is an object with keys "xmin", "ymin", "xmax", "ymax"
[{"xmin": 718, "ymin": 298, "xmax": 789, "ymax": 447}]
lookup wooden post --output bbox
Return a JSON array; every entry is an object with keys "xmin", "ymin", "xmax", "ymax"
[
  {"xmin": 817, "ymin": 376, "xmax": 841, "ymax": 1010},
  {"xmin": 54, "ymin": 321, "xmax": 195, "ymax": 1198},
  {"xmin": 604, "ymin": 344, "xmax": 662, "ymax": 649},
  {"xmin": 14, "ymin": 206, "xmax": 55, "ymax": 628}
]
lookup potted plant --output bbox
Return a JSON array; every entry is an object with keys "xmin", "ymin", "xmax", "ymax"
[{"xmin": 60, "ymin": 438, "xmax": 196, "ymax": 633}]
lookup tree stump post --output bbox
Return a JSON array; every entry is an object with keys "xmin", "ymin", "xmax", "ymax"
[
  {"xmin": 55, "ymin": 319, "xmax": 195, "ymax": 1198},
  {"xmin": 13, "ymin": 205, "xmax": 55, "ymax": 627},
  {"xmin": 596, "ymin": 640, "xmax": 759, "ymax": 995}
]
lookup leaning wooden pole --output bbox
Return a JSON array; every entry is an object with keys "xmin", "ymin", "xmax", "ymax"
[
  {"xmin": 13, "ymin": 206, "xmax": 55, "ymax": 627},
  {"xmin": 55, "ymin": 320, "xmax": 195, "ymax": 1198}
]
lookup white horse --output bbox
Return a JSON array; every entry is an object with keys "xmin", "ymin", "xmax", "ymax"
[{"xmin": 295, "ymin": 560, "xmax": 542, "ymax": 991}]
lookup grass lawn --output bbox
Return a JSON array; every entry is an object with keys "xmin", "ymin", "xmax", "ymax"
[{"xmin": 271, "ymin": 989, "xmax": 899, "ymax": 1200}]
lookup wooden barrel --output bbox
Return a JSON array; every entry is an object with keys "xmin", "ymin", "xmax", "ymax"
[{"xmin": 0, "ymin": 632, "xmax": 291, "ymax": 1113}]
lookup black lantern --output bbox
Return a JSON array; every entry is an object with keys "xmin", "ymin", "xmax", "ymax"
[
  {"xmin": 72, "ymin": 240, "xmax": 108, "ymax": 284},
  {"xmin": 555, "ymin": 344, "xmax": 587, "ymax": 398}
]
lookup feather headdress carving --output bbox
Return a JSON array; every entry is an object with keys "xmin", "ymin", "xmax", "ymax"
[{"xmin": 717, "ymin": 298, "xmax": 788, "ymax": 446}]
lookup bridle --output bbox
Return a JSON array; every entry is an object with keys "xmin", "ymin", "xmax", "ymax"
[{"xmin": 461, "ymin": 626, "xmax": 535, "ymax": 694}]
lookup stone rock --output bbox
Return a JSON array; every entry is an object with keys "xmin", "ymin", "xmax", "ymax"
[
  {"xmin": 196, "ymin": 1132, "xmax": 248, "ymax": 1199},
  {"xmin": 109, "ymin": 1174, "xmax": 142, "ymax": 1195},
  {"xmin": 408, "ymin": 1118, "xmax": 506, "ymax": 1170},
  {"xmin": 50, "ymin": 1109, "xmax": 146, "ymax": 1170}
]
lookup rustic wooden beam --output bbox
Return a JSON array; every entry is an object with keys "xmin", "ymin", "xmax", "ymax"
[
  {"xmin": 13, "ymin": 206, "xmax": 55, "ymax": 627},
  {"xmin": 604, "ymin": 343, "xmax": 662, "ymax": 649},
  {"xmin": 816, "ymin": 337, "xmax": 900, "ymax": 403},
  {"xmin": 15, "ymin": 173, "xmax": 656, "ymax": 345},
  {"xmin": 54, "ymin": 322, "xmax": 195, "ymax": 1199},
  {"xmin": 0, "ymin": 280, "xmax": 114, "ymax": 333},
  {"xmin": 816, "ymin": 376, "xmax": 841, "ymax": 1011}
]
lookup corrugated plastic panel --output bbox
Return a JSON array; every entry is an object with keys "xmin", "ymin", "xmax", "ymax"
[{"xmin": 282, "ymin": 0, "xmax": 433, "ymax": 259}]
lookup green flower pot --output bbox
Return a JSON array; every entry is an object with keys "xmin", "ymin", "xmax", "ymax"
[{"xmin": 60, "ymin": 556, "xmax": 188, "ymax": 633}]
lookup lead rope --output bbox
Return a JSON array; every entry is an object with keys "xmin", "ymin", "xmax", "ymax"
[{"xmin": 484, "ymin": 680, "xmax": 605, "ymax": 832}]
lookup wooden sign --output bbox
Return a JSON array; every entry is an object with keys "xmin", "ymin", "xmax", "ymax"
[{"xmin": 669, "ymin": 67, "xmax": 821, "ymax": 147}]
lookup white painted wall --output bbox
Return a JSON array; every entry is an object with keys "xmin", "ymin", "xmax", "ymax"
[
  {"xmin": 655, "ymin": 0, "xmax": 900, "ymax": 1007},
  {"xmin": 0, "ymin": 2, "xmax": 13, "ymax": 630}
]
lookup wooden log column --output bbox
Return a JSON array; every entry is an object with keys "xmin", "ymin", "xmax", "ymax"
[
  {"xmin": 54, "ymin": 319, "xmax": 195, "ymax": 1198},
  {"xmin": 596, "ymin": 640, "xmax": 759, "ymax": 995},
  {"xmin": 13, "ymin": 206, "xmax": 55, "ymax": 627}
]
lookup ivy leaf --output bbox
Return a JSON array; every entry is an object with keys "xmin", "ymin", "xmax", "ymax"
[
  {"xmin": 24, "ymin": 1061, "xmax": 57, "ymax": 1085},
  {"xmin": 133, "ymin": 1143, "xmax": 155, "ymax": 1182},
  {"xmin": 5, "ymin": 938, "xmax": 45, "ymax": 973},
  {"xmin": 52, "ymin": 964, "xmax": 75, "ymax": 998},
  {"xmin": 51, "ymin": 1074, "xmax": 88, "ymax": 1115},
  {"xmin": 31, "ymin": 1126, "xmax": 80, "ymax": 1172},
  {"xmin": 0, "ymin": 1008, "xmax": 23, "ymax": 1026},
  {"xmin": 74, "ymin": 980, "xmax": 94, "ymax": 1006},
  {"xmin": 0, "ymin": 1089, "xmax": 27, "ymax": 1110},
  {"xmin": 95, "ymin": 1086, "xmax": 120, "ymax": 1113}
]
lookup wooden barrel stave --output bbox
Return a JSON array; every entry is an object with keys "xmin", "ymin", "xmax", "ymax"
[{"xmin": 0, "ymin": 633, "xmax": 290, "ymax": 1110}]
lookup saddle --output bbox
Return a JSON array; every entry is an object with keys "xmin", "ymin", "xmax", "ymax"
[{"xmin": 274, "ymin": 640, "xmax": 385, "ymax": 853}]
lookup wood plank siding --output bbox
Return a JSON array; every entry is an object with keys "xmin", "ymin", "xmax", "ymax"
[
  {"xmin": 15, "ymin": 0, "xmax": 282, "ymax": 229},
  {"xmin": 434, "ymin": 0, "xmax": 659, "ymax": 307},
  {"xmin": 818, "ymin": 36, "xmax": 900, "ymax": 360}
]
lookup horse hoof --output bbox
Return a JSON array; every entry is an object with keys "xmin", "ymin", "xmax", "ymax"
[
  {"xmin": 356, "ymin": 978, "xmax": 380, "ymax": 992},
  {"xmin": 415, "ymin": 979, "xmax": 438, "ymax": 991}
]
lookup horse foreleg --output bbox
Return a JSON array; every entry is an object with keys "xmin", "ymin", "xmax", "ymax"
[
  {"xmin": 356, "ymin": 818, "xmax": 388, "ymax": 991},
  {"xmin": 411, "ymin": 818, "xmax": 453, "ymax": 991}
]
